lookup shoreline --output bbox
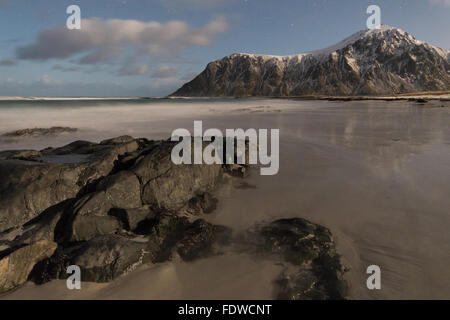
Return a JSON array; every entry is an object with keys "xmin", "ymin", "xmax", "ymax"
[
  {"xmin": 0, "ymin": 91, "xmax": 449, "ymax": 102},
  {"xmin": 0, "ymin": 100, "xmax": 449, "ymax": 298}
]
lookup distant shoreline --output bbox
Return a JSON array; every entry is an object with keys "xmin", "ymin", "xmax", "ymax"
[
  {"xmin": 0, "ymin": 97, "xmax": 158, "ymax": 101},
  {"xmin": 168, "ymin": 91, "xmax": 450, "ymax": 101},
  {"xmin": 1, "ymin": 91, "xmax": 449, "ymax": 102}
]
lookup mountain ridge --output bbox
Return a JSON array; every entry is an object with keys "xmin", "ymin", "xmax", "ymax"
[{"xmin": 171, "ymin": 25, "xmax": 450, "ymax": 97}]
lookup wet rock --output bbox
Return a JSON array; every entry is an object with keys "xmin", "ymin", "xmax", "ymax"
[
  {"xmin": 0, "ymin": 200, "xmax": 70, "ymax": 293},
  {"xmin": 0, "ymin": 200, "xmax": 69, "ymax": 247},
  {"xmin": 0, "ymin": 160, "xmax": 83, "ymax": 233},
  {"xmin": 0, "ymin": 136, "xmax": 348, "ymax": 299},
  {"xmin": 0, "ymin": 150, "xmax": 42, "ymax": 161},
  {"xmin": 247, "ymin": 218, "xmax": 348, "ymax": 300},
  {"xmin": 223, "ymin": 164, "xmax": 249, "ymax": 178},
  {"xmin": 70, "ymin": 215, "xmax": 122, "ymax": 242},
  {"xmin": 132, "ymin": 142, "xmax": 222, "ymax": 211},
  {"xmin": 96, "ymin": 170, "xmax": 142, "ymax": 209},
  {"xmin": 0, "ymin": 240, "xmax": 57, "ymax": 293},
  {"xmin": 31, "ymin": 217, "xmax": 232, "ymax": 284},
  {"xmin": 60, "ymin": 170, "xmax": 143, "ymax": 242},
  {"xmin": 0, "ymin": 139, "xmax": 140, "ymax": 232},
  {"xmin": 30, "ymin": 235, "xmax": 150, "ymax": 283},
  {"xmin": 100, "ymin": 135, "xmax": 135, "ymax": 145},
  {"xmin": 42, "ymin": 140, "xmax": 98, "ymax": 156},
  {"xmin": 182, "ymin": 192, "xmax": 218, "ymax": 215},
  {"xmin": 176, "ymin": 219, "xmax": 232, "ymax": 261},
  {"xmin": 109, "ymin": 206, "xmax": 155, "ymax": 231},
  {"xmin": 2, "ymin": 127, "xmax": 77, "ymax": 137}
]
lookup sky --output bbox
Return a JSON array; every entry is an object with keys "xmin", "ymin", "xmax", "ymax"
[{"xmin": 0, "ymin": 0, "xmax": 449, "ymax": 97}]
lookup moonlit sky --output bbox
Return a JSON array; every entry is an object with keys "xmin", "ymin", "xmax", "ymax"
[{"xmin": 0, "ymin": 0, "xmax": 449, "ymax": 97}]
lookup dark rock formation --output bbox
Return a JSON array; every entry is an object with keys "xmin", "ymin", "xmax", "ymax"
[
  {"xmin": 246, "ymin": 218, "xmax": 347, "ymax": 299},
  {"xmin": 0, "ymin": 136, "xmax": 347, "ymax": 299},
  {"xmin": 0, "ymin": 139, "xmax": 140, "ymax": 232},
  {"xmin": 171, "ymin": 26, "xmax": 450, "ymax": 97},
  {"xmin": 0, "ymin": 137, "xmax": 244, "ymax": 292},
  {"xmin": 2, "ymin": 127, "xmax": 77, "ymax": 137}
]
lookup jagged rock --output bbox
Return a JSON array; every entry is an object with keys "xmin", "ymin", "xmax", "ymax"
[
  {"xmin": 109, "ymin": 206, "xmax": 155, "ymax": 231},
  {"xmin": 0, "ymin": 139, "xmax": 140, "ymax": 233},
  {"xmin": 0, "ymin": 150, "xmax": 42, "ymax": 161},
  {"xmin": 0, "ymin": 200, "xmax": 69, "ymax": 246},
  {"xmin": 70, "ymin": 215, "xmax": 122, "ymax": 242},
  {"xmin": 0, "ymin": 240, "xmax": 57, "ymax": 293},
  {"xmin": 171, "ymin": 26, "xmax": 450, "ymax": 97},
  {"xmin": 60, "ymin": 170, "xmax": 142, "ymax": 242},
  {"xmin": 42, "ymin": 140, "xmax": 98, "ymax": 156},
  {"xmin": 132, "ymin": 142, "xmax": 222, "ymax": 211},
  {"xmin": 100, "ymin": 135, "xmax": 135, "ymax": 145},
  {"xmin": 30, "ymin": 235, "xmax": 150, "ymax": 283},
  {"xmin": 0, "ymin": 200, "xmax": 72, "ymax": 293},
  {"xmin": 144, "ymin": 215, "xmax": 192, "ymax": 262},
  {"xmin": 96, "ymin": 170, "xmax": 142, "ymax": 209},
  {"xmin": 247, "ymin": 218, "xmax": 348, "ymax": 300},
  {"xmin": 223, "ymin": 164, "xmax": 249, "ymax": 178},
  {"xmin": 0, "ymin": 136, "xmax": 348, "ymax": 299},
  {"xmin": 176, "ymin": 219, "xmax": 231, "ymax": 261},
  {"xmin": 181, "ymin": 192, "xmax": 218, "ymax": 215},
  {"xmin": 30, "ymin": 217, "xmax": 232, "ymax": 284},
  {"xmin": 0, "ymin": 161, "xmax": 83, "ymax": 233},
  {"xmin": 72, "ymin": 235, "xmax": 151, "ymax": 282}
]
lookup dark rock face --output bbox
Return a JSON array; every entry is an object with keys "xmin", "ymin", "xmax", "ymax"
[
  {"xmin": 250, "ymin": 219, "xmax": 347, "ymax": 299},
  {"xmin": 0, "ymin": 139, "xmax": 140, "ymax": 233},
  {"xmin": 0, "ymin": 137, "xmax": 244, "ymax": 292},
  {"xmin": 0, "ymin": 136, "xmax": 347, "ymax": 299},
  {"xmin": 131, "ymin": 142, "xmax": 222, "ymax": 212},
  {"xmin": 30, "ymin": 235, "xmax": 151, "ymax": 283},
  {"xmin": 171, "ymin": 27, "xmax": 450, "ymax": 97},
  {"xmin": 109, "ymin": 206, "xmax": 155, "ymax": 231},
  {"xmin": 0, "ymin": 240, "xmax": 57, "ymax": 292}
]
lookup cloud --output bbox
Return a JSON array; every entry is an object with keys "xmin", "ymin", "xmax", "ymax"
[
  {"xmin": 429, "ymin": 0, "xmax": 450, "ymax": 6},
  {"xmin": 151, "ymin": 65, "xmax": 179, "ymax": 79},
  {"xmin": 16, "ymin": 17, "xmax": 228, "ymax": 64},
  {"xmin": 0, "ymin": 58, "xmax": 17, "ymax": 66},
  {"xmin": 119, "ymin": 64, "xmax": 150, "ymax": 76},
  {"xmin": 160, "ymin": 0, "xmax": 231, "ymax": 9},
  {"xmin": 0, "ymin": 76, "xmax": 178, "ymax": 97},
  {"xmin": 52, "ymin": 64, "xmax": 82, "ymax": 72}
]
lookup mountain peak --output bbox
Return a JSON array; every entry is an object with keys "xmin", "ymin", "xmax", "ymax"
[
  {"xmin": 229, "ymin": 25, "xmax": 420, "ymax": 63},
  {"xmin": 172, "ymin": 26, "xmax": 450, "ymax": 97}
]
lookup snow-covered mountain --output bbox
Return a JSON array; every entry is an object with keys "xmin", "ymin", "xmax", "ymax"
[{"xmin": 171, "ymin": 25, "xmax": 450, "ymax": 96}]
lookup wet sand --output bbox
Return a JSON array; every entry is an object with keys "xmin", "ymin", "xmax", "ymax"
[{"xmin": 1, "ymin": 99, "xmax": 449, "ymax": 299}]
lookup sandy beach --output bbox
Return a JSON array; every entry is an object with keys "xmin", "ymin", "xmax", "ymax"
[{"xmin": 1, "ymin": 98, "xmax": 449, "ymax": 299}]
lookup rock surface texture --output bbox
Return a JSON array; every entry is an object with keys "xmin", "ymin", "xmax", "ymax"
[
  {"xmin": 0, "ymin": 136, "xmax": 347, "ymax": 299},
  {"xmin": 171, "ymin": 25, "xmax": 450, "ymax": 97}
]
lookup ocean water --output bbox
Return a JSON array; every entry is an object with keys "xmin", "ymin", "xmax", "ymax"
[
  {"xmin": 0, "ymin": 98, "xmax": 299, "ymax": 150},
  {"xmin": 1, "ymin": 98, "xmax": 450, "ymax": 299}
]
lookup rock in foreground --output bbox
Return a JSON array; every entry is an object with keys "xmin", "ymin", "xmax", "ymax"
[{"xmin": 0, "ymin": 136, "xmax": 347, "ymax": 299}]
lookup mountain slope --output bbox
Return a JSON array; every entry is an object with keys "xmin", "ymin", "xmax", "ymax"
[{"xmin": 171, "ymin": 25, "xmax": 450, "ymax": 97}]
